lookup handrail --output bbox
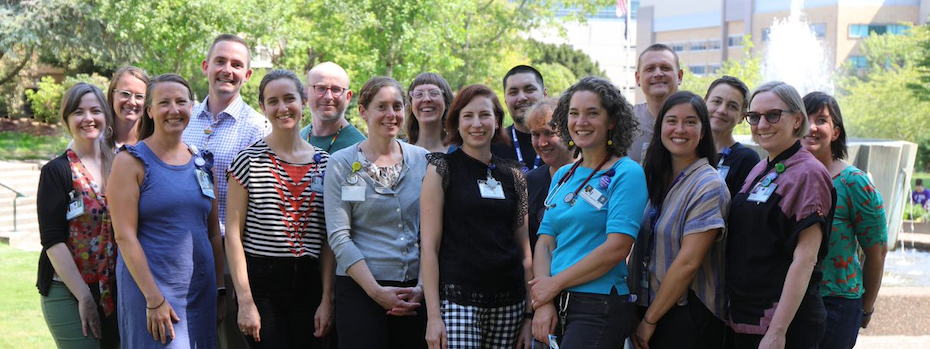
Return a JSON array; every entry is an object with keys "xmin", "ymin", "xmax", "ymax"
[{"xmin": 0, "ymin": 181, "xmax": 27, "ymax": 232}]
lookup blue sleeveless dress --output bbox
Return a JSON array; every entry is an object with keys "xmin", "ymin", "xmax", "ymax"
[{"xmin": 116, "ymin": 142, "xmax": 216, "ymax": 348}]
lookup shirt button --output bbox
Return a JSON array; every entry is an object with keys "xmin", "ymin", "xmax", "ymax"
[
  {"xmin": 396, "ymin": 208, "xmax": 401, "ymax": 212},
  {"xmin": 397, "ymin": 223, "xmax": 403, "ymax": 228},
  {"xmin": 400, "ymin": 236, "xmax": 406, "ymax": 241}
]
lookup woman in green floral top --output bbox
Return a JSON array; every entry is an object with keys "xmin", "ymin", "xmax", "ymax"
[{"xmin": 801, "ymin": 92, "xmax": 887, "ymax": 349}]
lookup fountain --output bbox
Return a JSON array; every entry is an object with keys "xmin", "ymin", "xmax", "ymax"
[{"xmin": 762, "ymin": 0, "xmax": 834, "ymax": 95}]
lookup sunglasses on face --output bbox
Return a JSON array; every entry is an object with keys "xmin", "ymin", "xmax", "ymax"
[{"xmin": 745, "ymin": 109, "xmax": 794, "ymax": 125}]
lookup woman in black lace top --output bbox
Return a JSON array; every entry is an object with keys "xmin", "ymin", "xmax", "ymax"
[{"xmin": 420, "ymin": 84, "xmax": 534, "ymax": 349}]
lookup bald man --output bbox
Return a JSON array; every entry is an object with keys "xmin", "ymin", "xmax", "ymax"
[{"xmin": 299, "ymin": 62, "xmax": 367, "ymax": 153}]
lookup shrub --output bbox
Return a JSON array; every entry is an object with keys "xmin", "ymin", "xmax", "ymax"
[
  {"xmin": 25, "ymin": 74, "xmax": 110, "ymax": 123},
  {"xmin": 904, "ymin": 203, "xmax": 929, "ymax": 221}
]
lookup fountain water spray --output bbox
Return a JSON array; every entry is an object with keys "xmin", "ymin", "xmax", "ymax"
[{"xmin": 762, "ymin": 0, "xmax": 834, "ymax": 95}]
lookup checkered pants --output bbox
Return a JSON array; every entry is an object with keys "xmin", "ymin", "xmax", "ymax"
[{"xmin": 441, "ymin": 299, "xmax": 526, "ymax": 349}]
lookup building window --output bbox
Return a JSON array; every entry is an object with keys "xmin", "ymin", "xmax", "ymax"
[
  {"xmin": 809, "ymin": 23, "xmax": 826, "ymax": 38},
  {"xmin": 671, "ymin": 43, "xmax": 686, "ymax": 52},
  {"xmin": 850, "ymin": 24, "xmax": 910, "ymax": 38},
  {"xmin": 690, "ymin": 41, "xmax": 707, "ymax": 51},
  {"xmin": 728, "ymin": 35, "xmax": 743, "ymax": 47},
  {"xmin": 762, "ymin": 28, "xmax": 772, "ymax": 41},
  {"xmin": 848, "ymin": 55, "xmax": 868, "ymax": 69},
  {"xmin": 689, "ymin": 65, "xmax": 706, "ymax": 75},
  {"xmin": 708, "ymin": 39, "xmax": 722, "ymax": 50}
]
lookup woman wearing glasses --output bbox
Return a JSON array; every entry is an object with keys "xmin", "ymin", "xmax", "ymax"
[
  {"xmin": 325, "ymin": 77, "xmax": 429, "ymax": 348},
  {"xmin": 801, "ymin": 92, "xmax": 887, "ymax": 349},
  {"xmin": 405, "ymin": 72, "xmax": 455, "ymax": 153},
  {"xmin": 107, "ymin": 67, "xmax": 149, "ymax": 149},
  {"xmin": 704, "ymin": 76, "xmax": 760, "ymax": 199},
  {"xmin": 726, "ymin": 82, "xmax": 834, "ymax": 349}
]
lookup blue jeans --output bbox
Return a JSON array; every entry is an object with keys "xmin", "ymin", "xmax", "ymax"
[
  {"xmin": 557, "ymin": 289, "xmax": 634, "ymax": 349},
  {"xmin": 819, "ymin": 296, "xmax": 863, "ymax": 349}
]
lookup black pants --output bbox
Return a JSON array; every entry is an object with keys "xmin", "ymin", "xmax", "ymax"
[
  {"xmin": 334, "ymin": 276, "xmax": 426, "ymax": 349},
  {"xmin": 558, "ymin": 288, "xmax": 634, "ymax": 349},
  {"xmin": 732, "ymin": 295, "xmax": 825, "ymax": 349},
  {"xmin": 245, "ymin": 255, "xmax": 324, "ymax": 349},
  {"xmin": 645, "ymin": 290, "xmax": 725, "ymax": 349}
]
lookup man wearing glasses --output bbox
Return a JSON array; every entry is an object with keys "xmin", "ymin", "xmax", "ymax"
[
  {"xmin": 182, "ymin": 33, "xmax": 270, "ymax": 349},
  {"xmin": 630, "ymin": 43, "xmax": 684, "ymax": 163},
  {"xmin": 299, "ymin": 62, "xmax": 367, "ymax": 153}
]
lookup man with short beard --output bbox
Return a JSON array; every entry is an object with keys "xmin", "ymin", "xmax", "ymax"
[
  {"xmin": 299, "ymin": 62, "xmax": 366, "ymax": 153},
  {"xmin": 629, "ymin": 43, "xmax": 684, "ymax": 163},
  {"xmin": 492, "ymin": 65, "xmax": 548, "ymax": 172},
  {"xmin": 182, "ymin": 33, "xmax": 270, "ymax": 349}
]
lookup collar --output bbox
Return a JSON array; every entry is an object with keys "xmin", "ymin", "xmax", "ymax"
[
  {"xmin": 766, "ymin": 140, "xmax": 802, "ymax": 168},
  {"xmin": 197, "ymin": 95, "xmax": 246, "ymax": 120}
]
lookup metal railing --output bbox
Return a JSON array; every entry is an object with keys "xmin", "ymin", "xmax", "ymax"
[{"xmin": 0, "ymin": 181, "xmax": 27, "ymax": 232}]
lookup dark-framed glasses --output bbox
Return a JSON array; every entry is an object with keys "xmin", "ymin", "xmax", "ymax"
[
  {"xmin": 312, "ymin": 85, "xmax": 348, "ymax": 98},
  {"xmin": 746, "ymin": 109, "xmax": 793, "ymax": 125},
  {"xmin": 410, "ymin": 89, "xmax": 443, "ymax": 100}
]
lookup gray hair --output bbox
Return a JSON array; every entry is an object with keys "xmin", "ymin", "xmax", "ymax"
[{"xmin": 749, "ymin": 81, "xmax": 809, "ymax": 138}]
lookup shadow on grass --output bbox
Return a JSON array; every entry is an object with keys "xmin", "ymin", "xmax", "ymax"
[{"xmin": 0, "ymin": 132, "xmax": 70, "ymax": 161}]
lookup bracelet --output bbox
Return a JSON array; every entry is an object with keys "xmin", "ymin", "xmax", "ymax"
[
  {"xmin": 146, "ymin": 297, "xmax": 166, "ymax": 310},
  {"xmin": 217, "ymin": 287, "xmax": 227, "ymax": 297},
  {"xmin": 643, "ymin": 317, "xmax": 657, "ymax": 326},
  {"xmin": 862, "ymin": 308, "xmax": 874, "ymax": 317}
]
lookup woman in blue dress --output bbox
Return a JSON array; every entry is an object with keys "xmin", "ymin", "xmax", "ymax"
[{"xmin": 109, "ymin": 73, "xmax": 225, "ymax": 348}]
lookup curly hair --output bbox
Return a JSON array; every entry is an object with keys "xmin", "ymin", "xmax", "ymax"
[{"xmin": 551, "ymin": 76, "xmax": 638, "ymax": 157}]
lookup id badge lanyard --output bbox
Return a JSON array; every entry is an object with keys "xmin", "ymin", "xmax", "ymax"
[{"xmin": 512, "ymin": 128, "xmax": 541, "ymax": 173}]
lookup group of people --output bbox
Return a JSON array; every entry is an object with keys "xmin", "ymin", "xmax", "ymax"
[{"xmin": 35, "ymin": 33, "xmax": 888, "ymax": 349}]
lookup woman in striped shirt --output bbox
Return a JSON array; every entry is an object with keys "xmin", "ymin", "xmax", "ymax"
[
  {"xmin": 631, "ymin": 91, "xmax": 730, "ymax": 349},
  {"xmin": 225, "ymin": 70, "xmax": 334, "ymax": 348}
]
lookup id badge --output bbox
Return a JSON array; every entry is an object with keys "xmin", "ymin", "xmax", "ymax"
[
  {"xmin": 718, "ymin": 165, "xmax": 730, "ymax": 180},
  {"xmin": 548, "ymin": 334, "xmax": 561, "ymax": 349},
  {"xmin": 310, "ymin": 175, "xmax": 324, "ymax": 193},
  {"xmin": 578, "ymin": 185, "xmax": 607, "ymax": 210},
  {"xmin": 341, "ymin": 185, "xmax": 366, "ymax": 202},
  {"xmin": 640, "ymin": 141, "xmax": 649, "ymax": 162},
  {"xmin": 195, "ymin": 169, "xmax": 216, "ymax": 199},
  {"xmin": 478, "ymin": 179, "xmax": 505, "ymax": 200},
  {"xmin": 66, "ymin": 191, "xmax": 84, "ymax": 220},
  {"xmin": 747, "ymin": 182, "xmax": 777, "ymax": 203}
]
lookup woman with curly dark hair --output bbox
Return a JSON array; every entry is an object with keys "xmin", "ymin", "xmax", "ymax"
[{"xmin": 529, "ymin": 76, "xmax": 648, "ymax": 348}]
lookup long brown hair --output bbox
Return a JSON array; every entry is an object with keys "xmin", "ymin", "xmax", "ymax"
[{"xmin": 60, "ymin": 83, "xmax": 116, "ymax": 190}]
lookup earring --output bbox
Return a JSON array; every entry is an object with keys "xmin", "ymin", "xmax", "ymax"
[
  {"xmin": 569, "ymin": 140, "xmax": 574, "ymax": 147},
  {"xmin": 607, "ymin": 139, "xmax": 613, "ymax": 146}
]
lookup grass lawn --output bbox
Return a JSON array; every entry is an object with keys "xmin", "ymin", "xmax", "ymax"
[
  {"xmin": 0, "ymin": 132, "xmax": 69, "ymax": 160},
  {"xmin": 0, "ymin": 242, "xmax": 54, "ymax": 348}
]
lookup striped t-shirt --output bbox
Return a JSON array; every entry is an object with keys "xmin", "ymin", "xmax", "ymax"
[
  {"xmin": 637, "ymin": 158, "xmax": 730, "ymax": 319},
  {"xmin": 227, "ymin": 140, "xmax": 328, "ymax": 258}
]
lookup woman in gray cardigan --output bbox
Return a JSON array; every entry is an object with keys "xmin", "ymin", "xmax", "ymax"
[{"xmin": 324, "ymin": 76, "xmax": 429, "ymax": 348}]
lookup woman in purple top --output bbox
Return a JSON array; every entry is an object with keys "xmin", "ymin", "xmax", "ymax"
[{"xmin": 726, "ymin": 82, "xmax": 835, "ymax": 349}]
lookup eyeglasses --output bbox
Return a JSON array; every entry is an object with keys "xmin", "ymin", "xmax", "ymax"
[
  {"xmin": 115, "ymin": 89, "xmax": 145, "ymax": 103},
  {"xmin": 312, "ymin": 85, "xmax": 348, "ymax": 98},
  {"xmin": 410, "ymin": 89, "xmax": 443, "ymax": 100},
  {"xmin": 745, "ymin": 109, "xmax": 794, "ymax": 125}
]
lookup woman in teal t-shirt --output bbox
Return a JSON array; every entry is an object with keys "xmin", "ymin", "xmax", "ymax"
[
  {"xmin": 801, "ymin": 92, "xmax": 887, "ymax": 349},
  {"xmin": 529, "ymin": 77, "xmax": 648, "ymax": 348}
]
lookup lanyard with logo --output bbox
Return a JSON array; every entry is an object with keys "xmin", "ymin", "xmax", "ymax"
[{"xmin": 512, "ymin": 127, "xmax": 540, "ymax": 173}]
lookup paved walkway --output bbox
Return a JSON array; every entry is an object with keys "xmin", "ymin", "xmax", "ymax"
[{"xmin": 855, "ymin": 286, "xmax": 930, "ymax": 347}]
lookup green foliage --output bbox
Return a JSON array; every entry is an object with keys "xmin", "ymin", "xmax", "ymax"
[
  {"xmin": 24, "ymin": 74, "xmax": 110, "ymax": 123},
  {"xmin": 535, "ymin": 63, "xmax": 576, "ymax": 96},
  {"xmin": 835, "ymin": 24, "xmax": 930, "ymax": 171},
  {"xmin": 904, "ymin": 203, "xmax": 929, "ymax": 221},
  {"xmin": 240, "ymin": 68, "xmax": 268, "ymax": 111},
  {"xmin": 526, "ymin": 39, "xmax": 606, "ymax": 80}
]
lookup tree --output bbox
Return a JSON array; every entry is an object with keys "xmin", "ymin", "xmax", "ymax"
[
  {"xmin": 836, "ymin": 24, "xmax": 930, "ymax": 170},
  {"xmin": 525, "ymin": 39, "xmax": 606, "ymax": 80}
]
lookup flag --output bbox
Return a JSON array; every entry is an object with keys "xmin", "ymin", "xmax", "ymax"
[{"xmin": 616, "ymin": 0, "xmax": 628, "ymax": 17}]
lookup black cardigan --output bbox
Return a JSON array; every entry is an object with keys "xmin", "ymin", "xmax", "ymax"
[{"xmin": 35, "ymin": 152, "xmax": 74, "ymax": 296}]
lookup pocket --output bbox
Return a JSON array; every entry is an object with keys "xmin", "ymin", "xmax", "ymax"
[{"xmin": 568, "ymin": 292, "xmax": 610, "ymax": 316}]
